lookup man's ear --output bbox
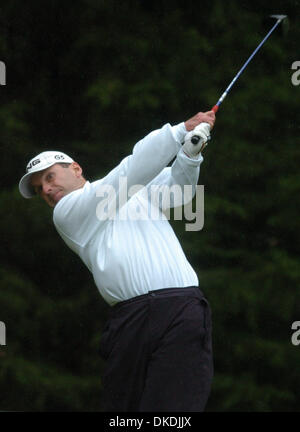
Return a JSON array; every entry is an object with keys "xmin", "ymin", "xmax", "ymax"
[{"xmin": 71, "ymin": 162, "xmax": 83, "ymax": 178}]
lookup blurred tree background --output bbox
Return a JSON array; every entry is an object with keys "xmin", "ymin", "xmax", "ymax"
[{"xmin": 0, "ymin": 0, "xmax": 299, "ymax": 411}]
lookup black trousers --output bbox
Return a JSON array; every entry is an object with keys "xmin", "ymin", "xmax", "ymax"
[{"xmin": 99, "ymin": 286, "xmax": 213, "ymax": 412}]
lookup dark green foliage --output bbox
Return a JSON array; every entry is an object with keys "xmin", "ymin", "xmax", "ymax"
[{"xmin": 0, "ymin": 0, "xmax": 299, "ymax": 411}]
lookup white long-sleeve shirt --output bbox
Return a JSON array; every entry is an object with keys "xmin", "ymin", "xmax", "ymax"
[{"xmin": 53, "ymin": 122, "xmax": 203, "ymax": 306}]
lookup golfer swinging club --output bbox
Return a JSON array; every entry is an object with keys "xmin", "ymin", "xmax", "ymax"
[{"xmin": 19, "ymin": 110, "xmax": 215, "ymax": 412}]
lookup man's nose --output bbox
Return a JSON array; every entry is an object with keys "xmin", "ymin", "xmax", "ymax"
[{"xmin": 42, "ymin": 183, "xmax": 52, "ymax": 194}]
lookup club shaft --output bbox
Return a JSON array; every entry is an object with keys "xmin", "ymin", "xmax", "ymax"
[{"xmin": 212, "ymin": 18, "xmax": 282, "ymax": 113}]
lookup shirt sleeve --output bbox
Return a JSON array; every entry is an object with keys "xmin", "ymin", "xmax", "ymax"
[
  {"xmin": 101, "ymin": 122, "xmax": 183, "ymax": 189},
  {"xmin": 92, "ymin": 122, "xmax": 186, "ymax": 217},
  {"xmin": 144, "ymin": 145, "xmax": 204, "ymax": 210}
]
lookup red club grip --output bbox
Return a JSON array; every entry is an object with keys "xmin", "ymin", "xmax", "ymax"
[{"xmin": 211, "ymin": 105, "xmax": 219, "ymax": 113}]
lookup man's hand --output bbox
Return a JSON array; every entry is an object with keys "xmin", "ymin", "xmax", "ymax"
[
  {"xmin": 182, "ymin": 110, "xmax": 216, "ymax": 158},
  {"xmin": 182, "ymin": 123, "xmax": 211, "ymax": 158},
  {"xmin": 184, "ymin": 111, "xmax": 215, "ymax": 131}
]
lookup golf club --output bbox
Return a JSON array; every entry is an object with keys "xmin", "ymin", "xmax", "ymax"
[
  {"xmin": 189, "ymin": 14, "xmax": 288, "ymax": 151},
  {"xmin": 211, "ymin": 14, "xmax": 288, "ymax": 113}
]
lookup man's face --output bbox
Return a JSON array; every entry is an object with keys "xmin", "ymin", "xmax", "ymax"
[{"xmin": 30, "ymin": 163, "xmax": 85, "ymax": 208}]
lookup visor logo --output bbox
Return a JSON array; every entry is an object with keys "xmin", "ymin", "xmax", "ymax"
[
  {"xmin": 26, "ymin": 158, "xmax": 41, "ymax": 172},
  {"xmin": 55, "ymin": 155, "xmax": 65, "ymax": 160}
]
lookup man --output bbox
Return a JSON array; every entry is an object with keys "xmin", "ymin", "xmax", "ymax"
[{"xmin": 19, "ymin": 110, "xmax": 215, "ymax": 412}]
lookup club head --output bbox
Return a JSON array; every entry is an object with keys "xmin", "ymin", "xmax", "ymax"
[
  {"xmin": 269, "ymin": 14, "xmax": 288, "ymax": 22},
  {"xmin": 265, "ymin": 14, "xmax": 289, "ymax": 37}
]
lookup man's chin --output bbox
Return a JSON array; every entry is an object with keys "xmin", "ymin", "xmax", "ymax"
[
  {"xmin": 53, "ymin": 191, "xmax": 65, "ymax": 203},
  {"xmin": 47, "ymin": 191, "xmax": 65, "ymax": 207}
]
